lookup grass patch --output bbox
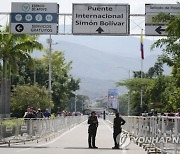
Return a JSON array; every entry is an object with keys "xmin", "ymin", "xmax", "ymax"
[{"xmin": 1, "ymin": 118, "xmax": 25, "ymax": 126}]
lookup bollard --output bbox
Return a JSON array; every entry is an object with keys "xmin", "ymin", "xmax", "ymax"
[{"xmin": 8, "ymin": 140, "xmax": 10, "ymax": 147}]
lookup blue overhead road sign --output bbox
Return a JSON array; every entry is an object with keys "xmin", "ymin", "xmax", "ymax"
[
  {"xmin": 11, "ymin": 13, "xmax": 57, "ymax": 23},
  {"xmin": 10, "ymin": 3, "xmax": 59, "ymax": 34}
]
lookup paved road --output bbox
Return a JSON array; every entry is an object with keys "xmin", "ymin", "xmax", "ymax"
[{"xmin": 0, "ymin": 119, "xmax": 147, "ymax": 154}]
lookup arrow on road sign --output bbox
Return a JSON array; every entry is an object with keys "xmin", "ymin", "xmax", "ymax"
[
  {"xmin": 96, "ymin": 27, "xmax": 104, "ymax": 34},
  {"xmin": 15, "ymin": 24, "xmax": 24, "ymax": 32},
  {"xmin": 155, "ymin": 26, "xmax": 165, "ymax": 35}
]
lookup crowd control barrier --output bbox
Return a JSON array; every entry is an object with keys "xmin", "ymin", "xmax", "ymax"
[
  {"xmin": 0, "ymin": 115, "xmax": 87, "ymax": 146},
  {"xmin": 107, "ymin": 115, "xmax": 180, "ymax": 154}
]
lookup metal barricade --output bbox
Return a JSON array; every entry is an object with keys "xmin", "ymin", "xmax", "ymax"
[
  {"xmin": 106, "ymin": 115, "xmax": 180, "ymax": 154},
  {"xmin": 0, "ymin": 115, "xmax": 87, "ymax": 145}
]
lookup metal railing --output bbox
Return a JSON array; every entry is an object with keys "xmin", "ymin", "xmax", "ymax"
[
  {"xmin": 107, "ymin": 115, "xmax": 180, "ymax": 154},
  {"xmin": 0, "ymin": 115, "xmax": 87, "ymax": 146}
]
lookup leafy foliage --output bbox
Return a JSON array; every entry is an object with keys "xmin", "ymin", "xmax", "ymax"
[
  {"xmin": 11, "ymin": 50, "xmax": 80, "ymax": 114},
  {"xmin": 11, "ymin": 85, "xmax": 49, "ymax": 117},
  {"xmin": 42, "ymin": 51, "xmax": 80, "ymax": 113},
  {"xmin": 118, "ymin": 94, "xmax": 128, "ymax": 115},
  {"xmin": 0, "ymin": 25, "xmax": 43, "ymax": 79},
  {"xmin": 117, "ymin": 13, "xmax": 180, "ymax": 115}
]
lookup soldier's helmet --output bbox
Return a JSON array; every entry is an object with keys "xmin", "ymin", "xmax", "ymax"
[{"xmin": 91, "ymin": 111, "xmax": 96, "ymax": 115}]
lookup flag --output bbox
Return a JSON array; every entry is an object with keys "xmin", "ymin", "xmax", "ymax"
[{"xmin": 140, "ymin": 30, "xmax": 144, "ymax": 60}]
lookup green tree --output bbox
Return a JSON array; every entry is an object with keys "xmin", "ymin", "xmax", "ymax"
[
  {"xmin": 33, "ymin": 51, "xmax": 80, "ymax": 113},
  {"xmin": 133, "ymin": 58, "xmax": 163, "ymax": 79},
  {"xmin": 152, "ymin": 13, "xmax": 180, "ymax": 77},
  {"xmin": 11, "ymin": 85, "xmax": 49, "ymax": 117},
  {"xmin": 117, "ymin": 14, "xmax": 180, "ymax": 114},
  {"xmin": 118, "ymin": 94, "xmax": 128, "ymax": 115},
  {"xmin": 66, "ymin": 94, "xmax": 90, "ymax": 113},
  {"xmin": 11, "ymin": 59, "xmax": 41, "ymax": 86},
  {"xmin": 147, "ymin": 59, "xmax": 164, "ymax": 78},
  {"xmin": 11, "ymin": 50, "xmax": 80, "ymax": 113},
  {"xmin": 47, "ymin": 51, "xmax": 80, "ymax": 112},
  {"xmin": 0, "ymin": 25, "xmax": 43, "ymax": 79},
  {"xmin": 117, "ymin": 78, "xmax": 153, "ymax": 115},
  {"xmin": 146, "ymin": 76, "xmax": 168, "ymax": 112},
  {"xmin": 151, "ymin": 13, "xmax": 180, "ymax": 111},
  {"xmin": 76, "ymin": 95, "xmax": 89, "ymax": 113},
  {"xmin": 0, "ymin": 25, "xmax": 43, "ymax": 117}
]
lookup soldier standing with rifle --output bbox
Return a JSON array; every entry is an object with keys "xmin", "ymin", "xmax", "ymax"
[
  {"xmin": 112, "ymin": 112, "xmax": 126, "ymax": 149},
  {"xmin": 88, "ymin": 111, "xmax": 98, "ymax": 149}
]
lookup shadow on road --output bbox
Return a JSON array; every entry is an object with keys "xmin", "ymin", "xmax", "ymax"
[
  {"xmin": 64, "ymin": 147, "xmax": 129, "ymax": 150},
  {"xmin": 0, "ymin": 145, "xmax": 48, "ymax": 148}
]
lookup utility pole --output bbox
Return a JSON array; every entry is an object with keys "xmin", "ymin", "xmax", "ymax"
[
  {"xmin": 75, "ymin": 93, "xmax": 77, "ymax": 112},
  {"xmin": 47, "ymin": 35, "xmax": 52, "ymax": 113},
  {"xmin": 140, "ymin": 29, "xmax": 144, "ymax": 109},
  {"xmin": 127, "ymin": 69, "xmax": 130, "ymax": 116}
]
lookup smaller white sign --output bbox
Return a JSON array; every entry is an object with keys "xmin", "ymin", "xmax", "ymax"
[
  {"xmin": 145, "ymin": 3, "xmax": 180, "ymax": 36},
  {"xmin": 21, "ymin": 125, "xmax": 28, "ymax": 132},
  {"xmin": 6, "ymin": 126, "xmax": 13, "ymax": 133},
  {"xmin": 10, "ymin": 23, "xmax": 58, "ymax": 34},
  {"xmin": 145, "ymin": 4, "xmax": 180, "ymax": 13}
]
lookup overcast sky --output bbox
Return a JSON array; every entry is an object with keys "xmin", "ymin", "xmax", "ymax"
[{"xmin": 0, "ymin": 0, "xmax": 179, "ymax": 13}]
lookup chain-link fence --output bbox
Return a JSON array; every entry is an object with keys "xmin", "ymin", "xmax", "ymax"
[
  {"xmin": 0, "ymin": 115, "xmax": 87, "ymax": 146},
  {"xmin": 107, "ymin": 115, "xmax": 180, "ymax": 154}
]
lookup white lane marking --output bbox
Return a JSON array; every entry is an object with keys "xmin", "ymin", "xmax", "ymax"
[
  {"xmin": 101, "ymin": 119, "xmax": 113, "ymax": 132},
  {"xmin": 103, "ymin": 119, "xmax": 132, "ymax": 153},
  {"xmin": 16, "ymin": 120, "xmax": 87, "ymax": 153}
]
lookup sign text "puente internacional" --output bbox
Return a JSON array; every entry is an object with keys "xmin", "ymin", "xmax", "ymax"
[{"xmin": 72, "ymin": 4, "xmax": 130, "ymax": 35}]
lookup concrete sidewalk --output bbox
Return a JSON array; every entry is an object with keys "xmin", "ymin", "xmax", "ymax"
[{"xmin": 0, "ymin": 118, "xmax": 147, "ymax": 154}]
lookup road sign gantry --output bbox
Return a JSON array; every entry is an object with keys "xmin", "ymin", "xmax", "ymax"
[{"xmin": 0, "ymin": 3, "xmax": 179, "ymax": 36}]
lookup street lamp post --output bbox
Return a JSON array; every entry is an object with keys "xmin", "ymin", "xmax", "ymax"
[
  {"xmin": 82, "ymin": 101, "xmax": 84, "ymax": 113},
  {"xmin": 46, "ymin": 36, "xmax": 59, "ymax": 113},
  {"xmin": 75, "ymin": 92, "xmax": 77, "ymax": 113},
  {"xmin": 117, "ymin": 67, "xmax": 131, "ymax": 116},
  {"xmin": 47, "ymin": 35, "xmax": 52, "ymax": 113}
]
